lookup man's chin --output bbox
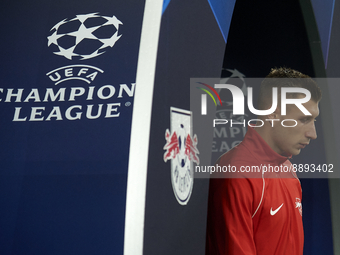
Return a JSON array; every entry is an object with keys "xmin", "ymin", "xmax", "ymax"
[{"xmin": 292, "ymin": 148, "xmax": 301, "ymax": 156}]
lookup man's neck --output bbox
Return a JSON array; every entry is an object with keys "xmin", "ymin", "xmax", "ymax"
[{"xmin": 253, "ymin": 122, "xmax": 280, "ymax": 155}]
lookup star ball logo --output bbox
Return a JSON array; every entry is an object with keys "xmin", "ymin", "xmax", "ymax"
[{"xmin": 47, "ymin": 13, "xmax": 122, "ymax": 60}]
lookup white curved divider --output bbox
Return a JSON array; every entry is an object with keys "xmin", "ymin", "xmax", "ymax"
[{"xmin": 123, "ymin": 0, "xmax": 163, "ymax": 254}]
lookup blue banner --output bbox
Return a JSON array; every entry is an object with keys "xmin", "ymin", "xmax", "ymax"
[{"xmin": 0, "ymin": 1, "xmax": 144, "ymax": 254}]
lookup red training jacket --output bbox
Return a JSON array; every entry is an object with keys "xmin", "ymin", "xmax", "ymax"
[{"xmin": 206, "ymin": 126, "xmax": 303, "ymax": 255}]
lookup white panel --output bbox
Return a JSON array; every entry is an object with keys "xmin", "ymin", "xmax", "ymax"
[{"xmin": 123, "ymin": 0, "xmax": 163, "ymax": 254}]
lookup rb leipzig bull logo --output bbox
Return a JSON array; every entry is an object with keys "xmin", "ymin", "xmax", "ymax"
[{"xmin": 163, "ymin": 107, "xmax": 199, "ymax": 205}]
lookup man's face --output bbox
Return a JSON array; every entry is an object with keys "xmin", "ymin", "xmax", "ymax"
[{"xmin": 270, "ymin": 98, "xmax": 320, "ymax": 156}]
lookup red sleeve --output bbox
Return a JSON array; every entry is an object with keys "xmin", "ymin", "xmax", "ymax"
[{"xmin": 206, "ymin": 177, "xmax": 257, "ymax": 255}]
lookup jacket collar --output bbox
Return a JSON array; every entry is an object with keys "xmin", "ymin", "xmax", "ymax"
[{"xmin": 240, "ymin": 126, "xmax": 291, "ymax": 166}]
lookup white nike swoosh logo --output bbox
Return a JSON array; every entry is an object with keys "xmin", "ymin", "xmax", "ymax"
[{"xmin": 270, "ymin": 203, "xmax": 284, "ymax": 216}]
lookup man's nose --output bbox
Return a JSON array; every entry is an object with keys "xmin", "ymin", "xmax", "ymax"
[{"xmin": 306, "ymin": 122, "xmax": 317, "ymax": 140}]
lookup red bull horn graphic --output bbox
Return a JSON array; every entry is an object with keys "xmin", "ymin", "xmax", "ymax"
[{"xmin": 163, "ymin": 107, "xmax": 199, "ymax": 205}]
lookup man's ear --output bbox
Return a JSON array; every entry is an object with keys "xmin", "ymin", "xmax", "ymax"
[{"xmin": 267, "ymin": 108, "xmax": 280, "ymax": 119}]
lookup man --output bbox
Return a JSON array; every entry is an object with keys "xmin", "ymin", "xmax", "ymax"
[{"xmin": 205, "ymin": 67, "xmax": 322, "ymax": 255}]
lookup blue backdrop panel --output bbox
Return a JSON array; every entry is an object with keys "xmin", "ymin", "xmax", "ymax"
[
  {"xmin": 208, "ymin": 0, "xmax": 237, "ymax": 42},
  {"xmin": 143, "ymin": 0, "xmax": 235, "ymax": 254},
  {"xmin": 0, "ymin": 1, "xmax": 144, "ymax": 254},
  {"xmin": 310, "ymin": 0, "xmax": 335, "ymax": 67}
]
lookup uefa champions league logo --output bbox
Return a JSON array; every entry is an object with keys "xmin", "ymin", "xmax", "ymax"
[
  {"xmin": 5, "ymin": 12, "xmax": 134, "ymax": 122},
  {"xmin": 47, "ymin": 13, "xmax": 122, "ymax": 60}
]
